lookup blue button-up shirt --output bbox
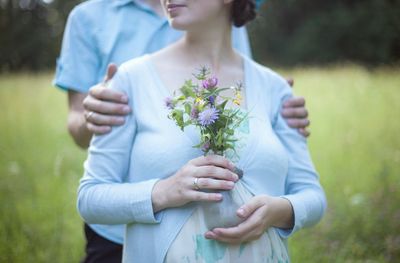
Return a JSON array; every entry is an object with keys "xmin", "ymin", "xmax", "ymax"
[{"xmin": 54, "ymin": 0, "xmax": 262, "ymax": 244}]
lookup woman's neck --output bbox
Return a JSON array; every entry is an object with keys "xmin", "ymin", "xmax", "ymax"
[
  {"xmin": 183, "ymin": 33, "xmax": 233, "ymax": 72},
  {"xmin": 174, "ymin": 16, "xmax": 238, "ymax": 74}
]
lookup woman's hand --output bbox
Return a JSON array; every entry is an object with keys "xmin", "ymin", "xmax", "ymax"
[
  {"xmin": 151, "ymin": 155, "xmax": 239, "ymax": 212},
  {"xmin": 204, "ymin": 195, "xmax": 294, "ymax": 244}
]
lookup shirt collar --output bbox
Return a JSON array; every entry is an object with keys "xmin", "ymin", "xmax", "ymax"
[
  {"xmin": 112, "ymin": 0, "xmax": 133, "ymax": 7},
  {"xmin": 114, "ymin": 0, "xmax": 267, "ymax": 8},
  {"xmin": 113, "ymin": 0, "xmax": 159, "ymax": 15}
]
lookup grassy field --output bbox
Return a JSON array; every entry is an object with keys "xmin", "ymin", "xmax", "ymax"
[{"xmin": 0, "ymin": 67, "xmax": 399, "ymax": 262}]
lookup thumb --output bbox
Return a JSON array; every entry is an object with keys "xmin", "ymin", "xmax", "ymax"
[
  {"xmin": 236, "ymin": 196, "xmax": 264, "ymax": 218},
  {"xmin": 286, "ymin": 77, "xmax": 294, "ymax": 88},
  {"xmin": 104, "ymin": 63, "xmax": 118, "ymax": 83}
]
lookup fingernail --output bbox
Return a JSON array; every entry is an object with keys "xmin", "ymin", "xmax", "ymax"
[
  {"xmin": 237, "ymin": 208, "xmax": 245, "ymax": 217},
  {"xmin": 227, "ymin": 181, "xmax": 234, "ymax": 188},
  {"xmin": 123, "ymin": 106, "xmax": 131, "ymax": 113},
  {"xmin": 121, "ymin": 95, "xmax": 128, "ymax": 103},
  {"xmin": 231, "ymin": 173, "xmax": 238, "ymax": 182},
  {"xmin": 205, "ymin": 233, "xmax": 214, "ymax": 239}
]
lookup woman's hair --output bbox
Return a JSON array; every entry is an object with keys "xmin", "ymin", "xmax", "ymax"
[{"xmin": 231, "ymin": 0, "xmax": 257, "ymax": 27}]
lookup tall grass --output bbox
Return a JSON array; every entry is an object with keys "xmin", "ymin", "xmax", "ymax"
[
  {"xmin": 280, "ymin": 66, "xmax": 400, "ymax": 262},
  {"xmin": 0, "ymin": 73, "xmax": 85, "ymax": 262},
  {"xmin": 0, "ymin": 67, "xmax": 399, "ymax": 262}
]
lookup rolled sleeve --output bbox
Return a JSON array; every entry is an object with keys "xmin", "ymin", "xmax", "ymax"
[
  {"xmin": 272, "ymin": 81, "xmax": 327, "ymax": 238},
  {"xmin": 53, "ymin": 7, "xmax": 99, "ymax": 93}
]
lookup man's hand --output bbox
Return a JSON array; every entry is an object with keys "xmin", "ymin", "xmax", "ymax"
[
  {"xmin": 282, "ymin": 78, "xmax": 310, "ymax": 137},
  {"xmin": 67, "ymin": 64, "xmax": 131, "ymax": 149},
  {"xmin": 83, "ymin": 64, "xmax": 131, "ymax": 135}
]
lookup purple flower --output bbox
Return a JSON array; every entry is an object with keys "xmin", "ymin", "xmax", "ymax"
[
  {"xmin": 201, "ymin": 140, "xmax": 211, "ymax": 151},
  {"xmin": 190, "ymin": 108, "xmax": 199, "ymax": 119},
  {"xmin": 198, "ymin": 107, "xmax": 219, "ymax": 126},
  {"xmin": 208, "ymin": 95, "xmax": 215, "ymax": 105},
  {"xmin": 202, "ymin": 77, "xmax": 218, "ymax": 89},
  {"xmin": 164, "ymin": 97, "xmax": 174, "ymax": 109}
]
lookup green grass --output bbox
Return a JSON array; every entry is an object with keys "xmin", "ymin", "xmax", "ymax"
[{"xmin": 0, "ymin": 67, "xmax": 399, "ymax": 262}]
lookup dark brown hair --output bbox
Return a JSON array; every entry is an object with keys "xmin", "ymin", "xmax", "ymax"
[{"xmin": 231, "ymin": 0, "xmax": 257, "ymax": 27}]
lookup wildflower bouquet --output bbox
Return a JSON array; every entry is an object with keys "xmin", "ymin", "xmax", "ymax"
[{"xmin": 165, "ymin": 67, "xmax": 248, "ymax": 159}]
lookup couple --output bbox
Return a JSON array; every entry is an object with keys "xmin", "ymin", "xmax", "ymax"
[{"xmin": 63, "ymin": 0, "xmax": 325, "ymax": 262}]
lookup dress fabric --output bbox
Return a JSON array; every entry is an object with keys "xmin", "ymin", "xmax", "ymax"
[
  {"xmin": 165, "ymin": 181, "xmax": 290, "ymax": 263},
  {"xmin": 165, "ymin": 110, "xmax": 289, "ymax": 263},
  {"xmin": 77, "ymin": 54, "xmax": 326, "ymax": 263}
]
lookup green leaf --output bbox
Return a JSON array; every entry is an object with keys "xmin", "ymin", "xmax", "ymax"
[
  {"xmin": 217, "ymin": 100, "xmax": 228, "ymax": 111},
  {"xmin": 181, "ymin": 80, "xmax": 196, "ymax": 97},
  {"xmin": 226, "ymin": 129, "xmax": 234, "ymax": 135},
  {"xmin": 184, "ymin": 104, "xmax": 191, "ymax": 115},
  {"xmin": 171, "ymin": 110, "xmax": 184, "ymax": 130}
]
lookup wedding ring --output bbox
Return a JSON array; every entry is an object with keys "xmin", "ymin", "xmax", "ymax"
[
  {"xmin": 86, "ymin": 111, "xmax": 94, "ymax": 121},
  {"xmin": 193, "ymin": 177, "xmax": 200, "ymax": 190}
]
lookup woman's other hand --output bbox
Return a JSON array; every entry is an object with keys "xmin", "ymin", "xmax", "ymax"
[
  {"xmin": 204, "ymin": 195, "xmax": 294, "ymax": 244},
  {"xmin": 83, "ymin": 63, "xmax": 131, "ymax": 135},
  {"xmin": 151, "ymin": 155, "xmax": 239, "ymax": 212}
]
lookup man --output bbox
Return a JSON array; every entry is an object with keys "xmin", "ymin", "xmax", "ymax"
[{"xmin": 54, "ymin": 0, "xmax": 309, "ymax": 262}]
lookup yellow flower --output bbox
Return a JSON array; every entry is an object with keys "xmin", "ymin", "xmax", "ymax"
[
  {"xmin": 233, "ymin": 91, "xmax": 242, "ymax": 105},
  {"xmin": 195, "ymin": 97, "xmax": 205, "ymax": 106}
]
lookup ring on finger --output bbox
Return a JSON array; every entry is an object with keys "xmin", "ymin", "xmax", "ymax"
[
  {"xmin": 193, "ymin": 177, "xmax": 200, "ymax": 190},
  {"xmin": 86, "ymin": 111, "xmax": 94, "ymax": 121}
]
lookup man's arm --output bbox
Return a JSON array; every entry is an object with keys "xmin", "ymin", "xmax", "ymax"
[{"xmin": 67, "ymin": 91, "xmax": 93, "ymax": 148}]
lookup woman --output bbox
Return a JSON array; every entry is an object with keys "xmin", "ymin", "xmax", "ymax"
[{"xmin": 78, "ymin": 0, "xmax": 326, "ymax": 262}]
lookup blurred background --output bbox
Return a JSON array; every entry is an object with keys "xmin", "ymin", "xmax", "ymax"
[{"xmin": 0, "ymin": 0, "xmax": 399, "ymax": 262}]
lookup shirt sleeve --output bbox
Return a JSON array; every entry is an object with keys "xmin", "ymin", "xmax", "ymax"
[
  {"xmin": 271, "ymin": 80, "xmax": 327, "ymax": 238},
  {"xmin": 53, "ymin": 7, "xmax": 100, "ymax": 93},
  {"xmin": 77, "ymin": 66, "xmax": 161, "ymax": 225}
]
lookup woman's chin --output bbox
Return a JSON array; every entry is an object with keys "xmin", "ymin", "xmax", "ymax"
[{"xmin": 169, "ymin": 21, "xmax": 188, "ymax": 31}]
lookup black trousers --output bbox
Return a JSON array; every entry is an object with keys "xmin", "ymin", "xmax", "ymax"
[{"xmin": 81, "ymin": 224, "xmax": 123, "ymax": 263}]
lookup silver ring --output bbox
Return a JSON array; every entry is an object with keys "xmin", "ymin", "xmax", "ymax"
[
  {"xmin": 193, "ymin": 178, "xmax": 200, "ymax": 190},
  {"xmin": 86, "ymin": 111, "xmax": 94, "ymax": 121}
]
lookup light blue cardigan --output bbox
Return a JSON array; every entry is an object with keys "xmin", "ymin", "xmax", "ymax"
[{"xmin": 78, "ymin": 55, "xmax": 326, "ymax": 263}]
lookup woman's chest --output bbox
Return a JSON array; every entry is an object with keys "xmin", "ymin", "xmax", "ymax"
[{"xmin": 129, "ymin": 90, "xmax": 289, "ymax": 184}]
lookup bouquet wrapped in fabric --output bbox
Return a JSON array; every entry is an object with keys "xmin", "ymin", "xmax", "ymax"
[{"xmin": 165, "ymin": 67, "xmax": 249, "ymax": 229}]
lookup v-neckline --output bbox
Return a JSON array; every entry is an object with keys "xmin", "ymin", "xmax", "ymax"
[
  {"xmin": 144, "ymin": 54, "xmax": 251, "ymax": 113},
  {"xmin": 143, "ymin": 54, "xmax": 256, "ymax": 169}
]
